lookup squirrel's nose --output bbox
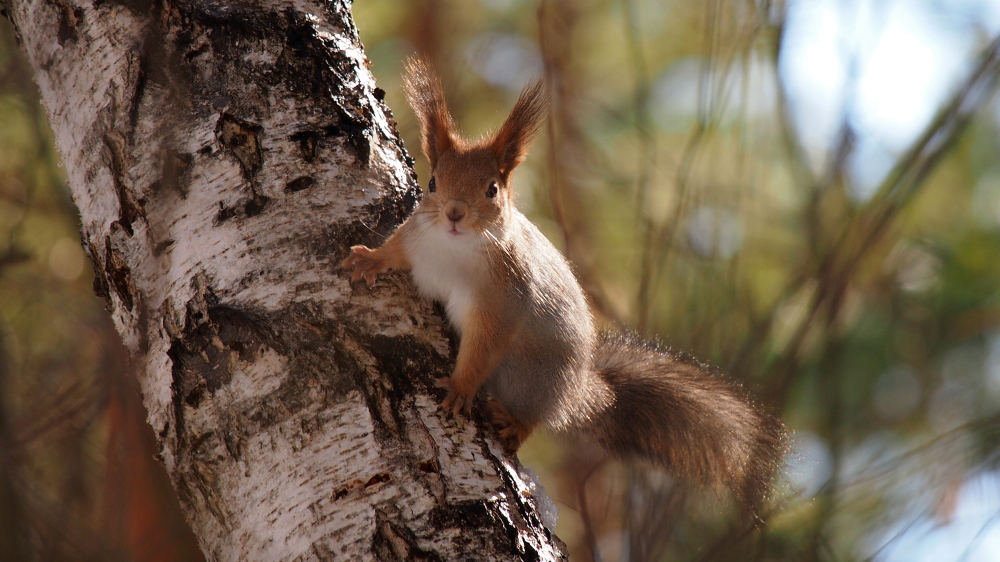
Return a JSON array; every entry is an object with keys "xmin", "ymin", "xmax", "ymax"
[{"xmin": 444, "ymin": 201, "xmax": 467, "ymax": 223}]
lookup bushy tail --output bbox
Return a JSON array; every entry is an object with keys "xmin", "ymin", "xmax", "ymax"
[{"xmin": 588, "ymin": 331, "xmax": 785, "ymax": 512}]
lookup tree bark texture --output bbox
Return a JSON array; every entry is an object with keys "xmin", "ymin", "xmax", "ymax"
[{"xmin": 2, "ymin": 1, "xmax": 564, "ymax": 559}]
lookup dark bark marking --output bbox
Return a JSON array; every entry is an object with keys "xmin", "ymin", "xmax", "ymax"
[
  {"xmin": 324, "ymin": 109, "xmax": 371, "ymax": 168},
  {"xmin": 243, "ymin": 194, "xmax": 269, "ymax": 216},
  {"xmin": 361, "ymin": 334, "xmax": 437, "ymax": 400},
  {"xmin": 184, "ymin": 461, "xmax": 234, "ymax": 532},
  {"xmin": 215, "ymin": 201, "xmax": 238, "ymax": 224},
  {"xmin": 365, "ymin": 472, "xmax": 391, "ymax": 488},
  {"xmin": 188, "ymin": 1, "xmax": 270, "ymax": 31},
  {"xmin": 332, "ymin": 480, "xmax": 359, "ymax": 501},
  {"xmin": 103, "ymin": 234, "xmax": 135, "ymax": 311},
  {"xmin": 95, "ymin": 0, "xmax": 158, "ymax": 17},
  {"xmin": 126, "ymin": 57, "xmax": 147, "ymax": 135},
  {"xmin": 373, "ymin": 507, "xmax": 443, "ymax": 562},
  {"xmin": 211, "ymin": 118, "xmax": 270, "ymax": 217},
  {"xmin": 170, "ymin": 304, "xmax": 276, "ymax": 406},
  {"xmin": 348, "ymin": 333, "xmax": 453, "ymax": 442},
  {"xmin": 492, "ymin": 455, "xmax": 548, "ymax": 521},
  {"xmin": 103, "ymin": 131, "xmax": 145, "ymax": 236},
  {"xmin": 183, "ymin": 40, "xmax": 210, "ymax": 61},
  {"xmin": 55, "ymin": 1, "xmax": 84, "ymax": 45},
  {"xmin": 290, "ymin": 130, "xmax": 321, "ymax": 162},
  {"xmin": 217, "ymin": 113, "xmax": 263, "ymax": 180},
  {"xmin": 285, "ymin": 176, "xmax": 315, "ymax": 193},
  {"xmin": 279, "ymin": 10, "xmax": 374, "ymax": 167},
  {"xmin": 153, "ymin": 238, "xmax": 175, "ymax": 257},
  {"xmin": 86, "ymin": 240, "xmax": 111, "ymax": 305},
  {"xmin": 189, "ymin": 430, "xmax": 216, "ymax": 456},
  {"xmin": 169, "ymin": 345, "xmax": 189, "ymax": 446},
  {"xmin": 212, "ymin": 305, "xmax": 281, "ymax": 358},
  {"xmin": 283, "ymin": 12, "xmax": 348, "ymax": 96},
  {"xmin": 167, "ymin": 281, "xmax": 280, "ymax": 446},
  {"xmin": 161, "ymin": 148, "xmax": 193, "ymax": 198},
  {"xmin": 428, "ymin": 501, "xmax": 498, "ymax": 545},
  {"xmin": 215, "ymin": 194, "xmax": 271, "ymax": 224},
  {"xmin": 332, "ymin": 472, "xmax": 392, "ymax": 502}
]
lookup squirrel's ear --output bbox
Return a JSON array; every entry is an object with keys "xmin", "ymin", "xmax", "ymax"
[
  {"xmin": 404, "ymin": 57, "xmax": 458, "ymax": 167},
  {"xmin": 489, "ymin": 78, "xmax": 547, "ymax": 178}
]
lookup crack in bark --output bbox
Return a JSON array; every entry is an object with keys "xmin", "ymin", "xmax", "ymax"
[
  {"xmin": 103, "ymin": 130, "xmax": 146, "ymax": 236},
  {"xmin": 54, "ymin": 0, "xmax": 83, "ymax": 45},
  {"xmin": 290, "ymin": 129, "xmax": 322, "ymax": 162},
  {"xmin": 103, "ymin": 232, "xmax": 136, "ymax": 311},
  {"xmin": 158, "ymin": 148, "xmax": 192, "ymax": 198},
  {"xmin": 285, "ymin": 176, "xmax": 316, "ymax": 192},
  {"xmin": 373, "ymin": 506, "xmax": 443, "ymax": 562},
  {"xmin": 217, "ymin": 113, "xmax": 263, "ymax": 180}
]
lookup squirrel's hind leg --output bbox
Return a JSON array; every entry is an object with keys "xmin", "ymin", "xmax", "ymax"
[{"xmin": 486, "ymin": 397, "xmax": 536, "ymax": 455}]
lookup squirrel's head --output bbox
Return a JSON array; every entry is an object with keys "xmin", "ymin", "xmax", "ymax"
[{"xmin": 403, "ymin": 57, "xmax": 547, "ymax": 238}]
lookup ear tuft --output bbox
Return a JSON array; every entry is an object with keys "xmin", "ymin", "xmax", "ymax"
[
  {"xmin": 490, "ymin": 79, "xmax": 548, "ymax": 178},
  {"xmin": 403, "ymin": 57, "xmax": 458, "ymax": 167}
]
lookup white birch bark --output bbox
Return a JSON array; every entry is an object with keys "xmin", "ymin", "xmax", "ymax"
[{"xmin": 1, "ymin": 0, "xmax": 565, "ymax": 559}]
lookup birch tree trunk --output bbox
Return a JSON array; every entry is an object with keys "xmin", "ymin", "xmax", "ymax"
[{"xmin": 1, "ymin": 1, "xmax": 564, "ymax": 559}]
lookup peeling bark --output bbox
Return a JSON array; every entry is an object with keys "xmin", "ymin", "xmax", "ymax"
[{"xmin": 2, "ymin": 0, "xmax": 564, "ymax": 559}]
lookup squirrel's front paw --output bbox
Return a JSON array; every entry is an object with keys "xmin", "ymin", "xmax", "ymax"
[
  {"xmin": 341, "ymin": 245, "xmax": 388, "ymax": 286},
  {"xmin": 435, "ymin": 376, "xmax": 474, "ymax": 416}
]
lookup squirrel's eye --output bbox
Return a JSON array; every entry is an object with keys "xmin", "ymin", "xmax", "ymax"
[
  {"xmin": 486, "ymin": 181, "xmax": 498, "ymax": 198},
  {"xmin": 428, "ymin": 177, "xmax": 437, "ymax": 193}
]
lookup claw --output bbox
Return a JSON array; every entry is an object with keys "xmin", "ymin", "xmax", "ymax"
[
  {"xmin": 340, "ymin": 246, "xmax": 369, "ymax": 269},
  {"xmin": 437, "ymin": 377, "xmax": 474, "ymax": 417},
  {"xmin": 341, "ymin": 246, "xmax": 387, "ymax": 287},
  {"xmin": 442, "ymin": 390, "xmax": 462, "ymax": 416}
]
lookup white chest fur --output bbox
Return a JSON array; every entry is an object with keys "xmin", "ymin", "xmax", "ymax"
[{"xmin": 403, "ymin": 221, "xmax": 484, "ymax": 335}]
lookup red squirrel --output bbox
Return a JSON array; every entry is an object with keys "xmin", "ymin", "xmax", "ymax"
[{"xmin": 342, "ymin": 58, "xmax": 784, "ymax": 511}]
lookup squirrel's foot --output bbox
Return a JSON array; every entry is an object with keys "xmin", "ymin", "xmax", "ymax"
[
  {"xmin": 485, "ymin": 398, "xmax": 533, "ymax": 455},
  {"xmin": 341, "ymin": 245, "xmax": 389, "ymax": 286},
  {"xmin": 435, "ymin": 376, "xmax": 474, "ymax": 416}
]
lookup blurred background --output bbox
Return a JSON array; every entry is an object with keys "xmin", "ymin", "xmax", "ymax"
[
  {"xmin": 0, "ymin": 10, "xmax": 204, "ymax": 562},
  {"xmin": 4, "ymin": 0, "xmax": 1000, "ymax": 560}
]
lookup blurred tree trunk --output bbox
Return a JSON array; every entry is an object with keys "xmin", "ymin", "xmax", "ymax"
[{"xmin": 1, "ymin": 1, "xmax": 563, "ymax": 560}]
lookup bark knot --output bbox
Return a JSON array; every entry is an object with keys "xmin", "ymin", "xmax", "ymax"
[{"xmin": 217, "ymin": 113, "xmax": 263, "ymax": 180}]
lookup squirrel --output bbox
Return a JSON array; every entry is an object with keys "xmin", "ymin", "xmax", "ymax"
[{"xmin": 342, "ymin": 57, "xmax": 785, "ymax": 512}]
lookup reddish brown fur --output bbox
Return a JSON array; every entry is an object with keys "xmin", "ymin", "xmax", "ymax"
[
  {"xmin": 438, "ymin": 305, "xmax": 517, "ymax": 415},
  {"xmin": 489, "ymin": 79, "xmax": 547, "ymax": 179},
  {"xmin": 403, "ymin": 58, "xmax": 458, "ymax": 167}
]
